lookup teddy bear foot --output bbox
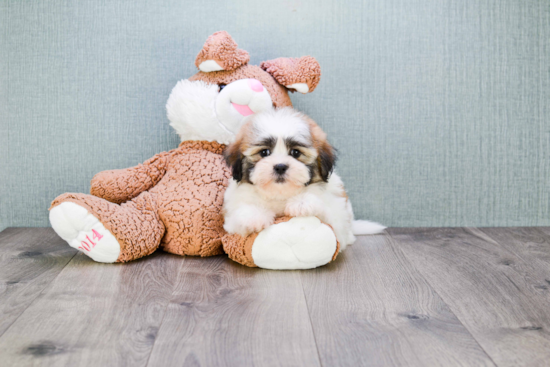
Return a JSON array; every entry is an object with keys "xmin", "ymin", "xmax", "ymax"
[
  {"xmin": 252, "ymin": 216, "xmax": 337, "ymax": 270},
  {"xmin": 50, "ymin": 202, "xmax": 121, "ymax": 263}
]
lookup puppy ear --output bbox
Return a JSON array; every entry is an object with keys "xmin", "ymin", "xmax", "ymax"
[
  {"xmin": 318, "ymin": 142, "xmax": 336, "ymax": 182},
  {"xmin": 195, "ymin": 31, "xmax": 250, "ymax": 72},
  {"xmin": 223, "ymin": 143, "xmax": 244, "ymax": 182},
  {"xmin": 260, "ymin": 56, "xmax": 321, "ymax": 93},
  {"xmin": 223, "ymin": 121, "xmax": 253, "ymax": 182},
  {"xmin": 307, "ymin": 118, "xmax": 336, "ymax": 181}
]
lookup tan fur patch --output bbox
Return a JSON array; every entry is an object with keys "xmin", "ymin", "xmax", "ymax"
[{"xmin": 223, "ymin": 119, "xmax": 255, "ymax": 166}]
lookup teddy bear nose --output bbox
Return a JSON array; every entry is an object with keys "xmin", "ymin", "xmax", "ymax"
[{"xmin": 248, "ymin": 79, "xmax": 264, "ymax": 92}]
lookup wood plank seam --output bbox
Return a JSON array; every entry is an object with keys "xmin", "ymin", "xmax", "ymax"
[
  {"xmin": 299, "ymin": 274, "xmax": 324, "ymax": 367},
  {"xmin": 300, "ymin": 233, "xmax": 498, "ymax": 366},
  {"xmin": 0, "ymin": 250, "xmax": 78, "ymax": 339},
  {"xmin": 143, "ymin": 258, "xmax": 187, "ymax": 367},
  {"xmin": 387, "ymin": 227, "xmax": 550, "ymax": 366},
  {"xmin": 384, "ymin": 233, "xmax": 499, "ymax": 367},
  {"xmin": 144, "ymin": 256, "xmax": 322, "ymax": 366},
  {"xmin": 0, "ymin": 249, "xmax": 188, "ymax": 365}
]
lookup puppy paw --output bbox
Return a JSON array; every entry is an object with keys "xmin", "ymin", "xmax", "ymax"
[
  {"xmin": 284, "ymin": 194, "xmax": 325, "ymax": 218},
  {"xmin": 224, "ymin": 205, "xmax": 275, "ymax": 237},
  {"xmin": 245, "ymin": 216, "xmax": 274, "ymax": 234}
]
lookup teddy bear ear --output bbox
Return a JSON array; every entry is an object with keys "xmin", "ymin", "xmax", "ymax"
[
  {"xmin": 195, "ymin": 31, "xmax": 250, "ymax": 72},
  {"xmin": 260, "ymin": 56, "xmax": 321, "ymax": 94}
]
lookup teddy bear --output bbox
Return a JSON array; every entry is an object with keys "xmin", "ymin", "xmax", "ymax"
[{"xmin": 49, "ymin": 31, "xmax": 342, "ymax": 270}]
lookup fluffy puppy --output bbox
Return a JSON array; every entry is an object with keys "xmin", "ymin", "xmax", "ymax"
[{"xmin": 223, "ymin": 107, "xmax": 383, "ymax": 249}]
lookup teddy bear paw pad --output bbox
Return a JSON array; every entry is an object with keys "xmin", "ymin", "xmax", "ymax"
[
  {"xmin": 50, "ymin": 202, "xmax": 120, "ymax": 263},
  {"xmin": 251, "ymin": 217, "xmax": 337, "ymax": 270}
]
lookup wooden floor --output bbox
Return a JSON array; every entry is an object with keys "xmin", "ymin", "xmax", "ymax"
[{"xmin": 1, "ymin": 228, "xmax": 550, "ymax": 366}]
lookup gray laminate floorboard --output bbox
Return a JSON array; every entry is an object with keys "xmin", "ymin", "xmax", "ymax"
[
  {"xmin": 146, "ymin": 255, "xmax": 321, "ymax": 367},
  {"xmin": 388, "ymin": 227, "xmax": 550, "ymax": 367},
  {"xmin": 1, "ymin": 227, "xmax": 550, "ymax": 366},
  {"xmin": 479, "ymin": 227, "xmax": 550, "ymax": 285},
  {"xmin": 300, "ymin": 234, "xmax": 495, "ymax": 367},
  {"xmin": 0, "ymin": 237, "xmax": 184, "ymax": 366},
  {"xmin": 0, "ymin": 228, "xmax": 76, "ymax": 337}
]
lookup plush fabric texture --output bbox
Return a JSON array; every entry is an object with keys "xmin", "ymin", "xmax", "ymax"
[
  {"xmin": 222, "ymin": 216, "xmax": 341, "ymax": 267},
  {"xmin": 222, "ymin": 230, "xmax": 259, "ymax": 267},
  {"xmin": 51, "ymin": 141, "xmax": 231, "ymax": 261},
  {"xmin": 90, "ymin": 152, "xmax": 172, "ymax": 204},
  {"xmin": 50, "ymin": 192, "xmax": 164, "ymax": 262},
  {"xmin": 49, "ymin": 201, "xmax": 122, "ymax": 263},
  {"xmin": 261, "ymin": 57, "xmax": 321, "ymax": 93},
  {"xmin": 195, "ymin": 31, "xmax": 250, "ymax": 71},
  {"xmin": 189, "ymin": 65, "xmax": 292, "ymax": 108}
]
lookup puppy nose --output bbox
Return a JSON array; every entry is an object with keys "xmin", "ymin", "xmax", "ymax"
[
  {"xmin": 274, "ymin": 164, "xmax": 288, "ymax": 175},
  {"xmin": 248, "ymin": 79, "xmax": 264, "ymax": 92}
]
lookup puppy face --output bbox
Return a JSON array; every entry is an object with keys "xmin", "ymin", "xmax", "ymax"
[{"xmin": 224, "ymin": 108, "xmax": 336, "ymax": 199}]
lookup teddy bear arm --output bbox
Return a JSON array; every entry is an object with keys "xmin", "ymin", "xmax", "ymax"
[
  {"xmin": 90, "ymin": 151, "xmax": 172, "ymax": 204},
  {"xmin": 222, "ymin": 216, "xmax": 340, "ymax": 269}
]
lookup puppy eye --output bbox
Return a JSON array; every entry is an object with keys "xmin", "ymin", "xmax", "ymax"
[
  {"xmin": 290, "ymin": 149, "xmax": 301, "ymax": 158},
  {"xmin": 218, "ymin": 84, "xmax": 227, "ymax": 91},
  {"xmin": 260, "ymin": 149, "xmax": 271, "ymax": 157}
]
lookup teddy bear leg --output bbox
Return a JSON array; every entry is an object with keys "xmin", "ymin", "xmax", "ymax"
[
  {"xmin": 49, "ymin": 192, "xmax": 164, "ymax": 263},
  {"xmin": 223, "ymin": 216, "xmax": 339, "ymax": 270}
]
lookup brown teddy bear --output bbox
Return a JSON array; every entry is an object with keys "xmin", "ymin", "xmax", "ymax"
[{"xmin": 49, "ymin": 31, "xmax": 345, "ymax": 269}]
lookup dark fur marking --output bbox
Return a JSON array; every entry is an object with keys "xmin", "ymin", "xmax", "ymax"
[
  {"xmin": 230, "ymin": 155, "xmax": 244, "ymax": 182},
  {"xmin": 284, "ymin": 137, "xmax": 308, "ymax": 149},
  {"xmin": 318, "ymin": 147, "xmax": 337, "ymax": 182},
  {"xmin": 241, "ymin": 159, "xmax": 254, "ymax": 184},
  {"xmin": 253, "ymin": 137, "xmax": 276, "ymax": 148},
  {"xmin": 223, "ymin": 141, "xmax": 256, "ymax": 184},
  {"xmin": 223, "ymin": 147, "xmax": 244, "ymax": 182},
  {"xmin": 306, "ymin": 163, "xmax": 317, "ymax": 185}
]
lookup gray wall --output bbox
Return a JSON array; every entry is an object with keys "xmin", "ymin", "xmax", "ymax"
[{"xmin": 1, "ymin": 0, "xmax": 549, "ymax": 230}]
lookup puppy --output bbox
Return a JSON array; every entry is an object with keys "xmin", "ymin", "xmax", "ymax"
[{"xmin": 222, "ymin": 107, "xmax": 384, "ymax": 249}]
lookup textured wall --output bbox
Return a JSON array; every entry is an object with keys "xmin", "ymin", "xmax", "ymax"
[{"xmin": 1, "ymin": 0, "xmax": 549, "ymax": 230}]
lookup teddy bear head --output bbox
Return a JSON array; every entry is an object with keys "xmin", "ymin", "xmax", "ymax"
[{"xmin": 166, "ymin": 31, "xmax": 321, "ymax": 145}]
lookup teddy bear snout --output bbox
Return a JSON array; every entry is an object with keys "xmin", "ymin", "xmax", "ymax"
[
  {"xmin": 218, "ymin": 79, "xmax": 272, "ymax": 111},
  {"xmin": 212, "ymin": 79, "xmax": 273, "ymax": 135}
]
